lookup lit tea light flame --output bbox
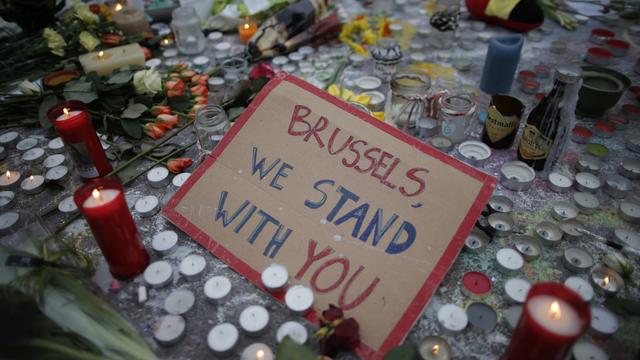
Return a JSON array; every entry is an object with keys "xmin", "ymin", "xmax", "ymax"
[
  {"xmin": 550, "ymin": 300, "xmax": 561, "ymax": 320},
  {"xmin": 163, "ymin": 39, "xmax": 170, "ymax": 45},
  {"xmin": 92, "ymin": 188, "xmax": 101, "ymax": 200},
  {"xmin": 98, "ymin": 51, "xmax": 105, "ymax": 59},
  {"xmin": 431, "ymin": 344, "xmax": 440, "ymax": 355},
  {"xmin": 602, "ymin": 276, "xmax": 609, "ymax": 287},
  {"xmin": 29, "ymin": 175, "xmax": 34, "ymax": 181},
  {"xmin": 5, "ymin": 171, "xmax": 10, "ymax": 178},
  {"xmin": 115, "ymin": 3, "xmax": 123, "ymax": 11},
  {"xmin": 257, "ymin": 350, "xmax": 264, "ymax": 359},
  {"xmin": 63, "ymin": 107, "xmax": 70, "ymax": 118},
  {"xmin": 244, "ymin": 23, "xmax": 250, "ymax": 30}
]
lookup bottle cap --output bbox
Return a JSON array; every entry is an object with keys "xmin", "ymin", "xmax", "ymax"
[{"xmin": 555, "ymin": 65, "xmax": 582, "ymax": 84}]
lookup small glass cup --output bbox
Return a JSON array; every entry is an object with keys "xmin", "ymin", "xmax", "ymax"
[
  {"xmin": 195, "ymin": 105, "xmax": 230, "ymax": 154},
  {"xmin": 222, "ymin": 56, "xmax": 248, "ymax": 79},
  {"xmin": 438, "ymin": 92, "xmax": 476, "ymax": 144}
]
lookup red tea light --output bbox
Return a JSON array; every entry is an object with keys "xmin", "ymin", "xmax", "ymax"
[
  {"xmin": 521, "ymin": 79, "xmax": 540, "ymax": 94},
  {"xmin": 534, "ymin": 92, "xmax": 546, "ymax": 102},
  {"xmin": 606, "ymin": 114, "xmax": 629, "ymax": 130},
  {"xmin": 585, "ymin": 47, "xmax": 613, "ymax": 66},
  {"xmin": 534, "ymin": 64, "xmax": 551, "ymax": 79},
  {"xmin": 518, "ymin": 70, "xmax": 535, "ymax": 82},
  {"xmin": 622, "ymin": 104, "xmax": 640, "ymax": 121},
  {"xmin": 593, "ymin": 120, "xmax": 615, "ymax": 138},
  {"xmin": 605, "ymin": 39, "xmax": 630, "ymax": 57},
  {"xmin": 571, "ymin": 126, "xmax": 593, "ymax": 143},
  {"xmin": 462, "ymin": 271, "xmax": 492, "ymax": 298},
  {"xmin": 590, "ymin": 28, "xmax": 615, "ymax": 45}
]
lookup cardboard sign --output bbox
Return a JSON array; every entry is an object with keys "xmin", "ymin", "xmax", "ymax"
[{"xmin": 164, "ymin": 74, "xmax": 496, "ymax": 359}]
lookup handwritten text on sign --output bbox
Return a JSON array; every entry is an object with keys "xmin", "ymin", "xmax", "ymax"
[{"xmin": 164, "ymin": 75, "xmax": 495, "ymax": 358}]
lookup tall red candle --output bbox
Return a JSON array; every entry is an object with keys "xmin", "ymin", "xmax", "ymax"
[
  {"xmin": 47, "ymin": 100, "xmax": 112, "ymax": 180},
  {"xmin": 502, "ymin": 282, "xmax": 590, "ymax": 360},
  {"xmin": 74, "ymin": 177, "xmax": 149, "ymax": 278}
]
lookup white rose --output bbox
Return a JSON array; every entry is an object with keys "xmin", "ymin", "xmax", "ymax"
[
  {"xmin": 18, "ymin": 79, "xmax": 41, "ymax": 95},
  {"xmin": 133, "ymin": 69, "xmax": 162, "ymax": 95}
]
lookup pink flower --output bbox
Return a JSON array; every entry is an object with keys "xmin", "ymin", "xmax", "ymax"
[
  {"xmin": 190, "ymin": 84, "xmax": 207, "ymax": 97},
  {"xmin": 167, "ymin": 158, "xmax": 193, "ymax": 173},
  {"xmin": 150, "ymin": 105, "xmax": 171, "ymax": 116},
  {"xmin": 156, "ymin": 113, "xmax": 179, "ymax": 130},
  {"xmin": 143, "ymin": 123, "xmax": 165, "ymax": 139},
  {"xmin": 165, "ymin": 79, "xmax": 185, "ymax": 97},
  {"xmin": 249, "ymin": 63, "xmax": 276, "ymax": 80},
  {"xmin": 180, "ymin": 69, "xmax": 197, "ymax": 79},
  {"xmin": 192, "ymin": 74, "xmax": 209, "ymax": 85}
]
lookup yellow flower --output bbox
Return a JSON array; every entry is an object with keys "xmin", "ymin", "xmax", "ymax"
[
  {"xmin": 327, "ymin": 84, "xmax": 371, "ymax": 107},
  {"xmin": 362, "ymin": 29, "xmax": 377, "ymax": 45},
  {"xmin": 43, "ymin": 27, "xmax": 66, "ymax": 57},
  {"xmin": 100, "ymin": 4, "xmax": 112, "ymax": 21},
  {"xmin": 372, "ymin": 112, "xmax": 385, "ymax": 121},
  {"xmin": 79, "ymin": 31, "xmax": 100, "ymax": 51},
  {"xmin": 352, "ymin": 18, "xmax": 369, "ymax": 32},
  {"xmin": 74, "ymin": 0, "xmax": 99, "ymax": 25},
  {"xmin": 351, "ymin": 42, "xmax": 369, "ymax": 58}
]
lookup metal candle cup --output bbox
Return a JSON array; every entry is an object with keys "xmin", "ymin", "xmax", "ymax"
[
  {"xmin": 590, "ymin": 266, "xmax": 624, "ymax": 296},
  {"xmin": 547, "ymin": 171, "xmax": 573, "ymax": 192},
  {"xmin": 619, "ymin": 158, "xmax": 640, "ymax": 179},
  {"xmin": 465, "ymin": 227, "xmax": 489, "ymax": 253},
  {"xmin": 604, "ymin": 174, "xmax": 632, "ymax": 198},
  {"xmin": 560, "ymin": 219, "xmax": 586, "ymax": 241},
  {"xmin": 500, "ymin": 161, "xmax": 535, "ymax": 191},
  {"xmin": 574, "ymin": 172, "xmax": 601, "ymax": 193},
  {"xmin": 576, "ymin": 155, "xmax": 603, "ymax": 174},
  {"xmin": 457, "ymin": 140, "xmax": 491, "ymax": 167},
  {"xmin": 619, "ymin": 200, "xmax": 640, "ymax": 223},
  {"xmin": 551, "ymin": 201, "xmax": 579, "ymax": 221},
  {"xmin": 488, "ymin": 213, "xmax": 514, "ymax": 237},
  {"xmin": 514, "ymin": 235, "xmax": 543, "ymax": 261},
  {"xmin": 563, "ymin": 247, "xmax": 594, "ymax": 273},
  {"xmin": 573, "ymin": 192, "xmax": 599, "ymax": 215},
  {"xmin": 535, "ymin": 221, "xmax": 563, "ymax": 246},
  {"xmin": 488, "ymin": 195, "xmax": 514, "ymax": 213}
]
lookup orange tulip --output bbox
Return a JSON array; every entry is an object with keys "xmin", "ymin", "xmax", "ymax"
[
  {"xmin": 167, "ymin": 158, "xmax": 193, "ymax": 173},
  {"xmin": 143, "ymin": 123, "xmax": 165, "ymax": 139}
]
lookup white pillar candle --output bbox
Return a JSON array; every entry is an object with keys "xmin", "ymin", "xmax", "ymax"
[
  {"xmin": 152, "ymin": 230, "xmax": 178, "ymax": 255},
  {"xmin": 619, "ymin": 200, "xmax": 640, "ymax": 223},
  {"xmin": 172, "ymin": 172, "xmax": 191, "ymax": 187},
  {"xmin": 0, "ymin": 211, "xmax": 20, "ymax": 234},
  {"xmin": 239, "ymin": 305, "xmax": 270, "ymax": 336},
  {"xmin": 276, "ymin": 321, "xmax": 308, "ymax": 344},
  {"xmin": 144, "ymin": 260, "xmax": 173, "ymax": 288},
  {"xmin": 0, "ymin": 191, "xmax": 15, "ymax": 210},
  {"xmin": 204, "ymin": 276, "xmax": 232, "ymax": 303},
  {"xmin": 0, "ymin": 170, "xmax": 21, "ymax": 190},
  {"xmin": 0, "ymin": 131, "xmax": 19, "ymax": 147},
  {"xmin": 564, "ymin": 276, "xmax": 594, "ymax": 302},
  {"xmin": 527, "ymin": 295, "xmax": 582, "ymax": 336},
  {"xmin": 504, "ymin": 278, "xmax": 531, "ymax": 303},
  {"xmin": 147, "ymin": 166, "xmax": 170, "ymax": 188},
  {"xmin": 285, "ymin": 285, "xmax": 314, "ymax": 315},
  {"xmin": 58, "ymin": 195, "xmax": 78, "ymax": 214},
  {"xmin": 437, "ymin": 304, "xmax": 468, "ymax": 335},
  {"xmin": 43, "ymin": 154, "xmax": 66, "ymax": 169},
  {"xmin": 20, "ymin": 175, "xmax": 45, "ymax": 194},
  {"xmin": 240, "ymin": 343, "xmax": 274, "ymax": 360},
  {"xmin": 547, "ymin": 171, "xmax": 572, "ymax": 192},
  {"xmin": 495, "ymin": 248, "xmax": 524, "ymax": 273},
  {"xmin": 134, "ymin": 195, "xmax": 160, "ymax": 218},
  {"xmin": 45, "ymin": 165, "xmax": 69, "ymax": 183},
  {"xmin": 589, "ymin": 305, "xmax": 619, "ymax": 335},
  {"xmin": 164, "ymin": 289, "xmax": 195, "ymax": 315},
  {"xmin": 153, "ymin": 314, "xmax": 186, "ymax": 346},
  {"xmin": 573, "ymin": 192, "xmax": 599, "ymax": 214},
  {"xmin": 261, "ymin": 263, "xmax": 289, "ymax": 292},
  {"xmin": 180, "ymin": 254, "xmax": 206, "ymax": 280},
  {"xmin": 47, "ymin": 137, "xmax": 65, "ymax": 153},
  {"xmin": 551, "ymin": 201, "xmax": 578, "ymax": 221},
  {"xmin": 16, "ymin": 137, "xmax": 38, "ymax": 151},
  {"xmin": 207, "ymin": 323, "xmax": 239, "ymax": 356},
  {"xmin": 78, "ymin": 44, "xmax": 146, "ymax": 76},
  {"xmin": 22, "ymin": 147, "xmax": 45, "ymax": 164}
]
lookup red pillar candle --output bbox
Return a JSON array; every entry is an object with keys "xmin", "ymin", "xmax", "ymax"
[
  {"xmin": 74, "ymin": 177, "xmax": 149, "ymax": 278},
  {"xmin": 502, "ymin": 282, "xmax": 590, "ymax": 360},
  {"xmin": 47, "ymin": 100, "xmax": 112, "ymax": 180}
]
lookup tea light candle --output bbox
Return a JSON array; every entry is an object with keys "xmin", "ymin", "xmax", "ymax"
[
  {"xmin": 466, "ymin": 302, "xmax": 498, "ymax": 332},
  {"xmin": 590, "ymin": 28, "xmax": 615, "ymax": 44},
  {"xmin": 573, "ymin": 192, "xmax": 599, "ymax": 215},
  {"xmin": 514, "ymin": 235, "xmax": 542, "ymax": 261},
  {"xmin": 20, "ymin": 175, "xmax": 45, "ymax": 194},
  {"xmin": 606, "ymin": 114, "xmax": 628, "ymax": 130},
  {"xmin": 47, "ymin": 137, "xmax": 65, "ymax": 153},
  {"xmin": 0, "ymin": 211, "xmax": 20, "ymax": 234},
  {"xmin": 521, "ymin": 79, "xmax": 540, "ymax": 94},
  {"xmin": 496, "ymin": 248, "xmax": 524, "ymax": 274},
  {"xmin": 560, "ymin": 219, "xmax": 586, "ymax": 241},
  {"xmin": 619, "ymin": 158, "xmax": 640, "ymax": 179},
  {"xmin": 238, "ymin": 17, "xmax": 258, "ymax": 44},
  {"xmin": 488, "ymin": 195, "xmax": 513, "ymax": 213},
  {"xmin": 285, "ymin": 285, "xmax": 314, "ymax": 315},
  {"xmin": 457, "ymin": 140, "xmax": 491, "ymax": 167},
  {"xmin": 571, "ymin": 126, "xmax": 593, "ymax": 143},
  {"xmin": 134, "ymin": 195, "xmax": 160, "ymax": 218},
  {"xmin": 355, "ymin": 76, "xmax": 382, "ymax": 92},
  {"xmin": 604, "ymin": 174, "xmax": 632, "ymax": 199},
  {"xmin": 239, "ymin": 305, "xmax": 270, "ymax": 336},
  {"xmin": 0, "ymin": 131, "xmax": 19, "ymax": 147},
  {"xmin": 517, "ymin": 70, "xmax": 535, "ymax": 82},
  {"xmin": 0, "ymin": 191, "xmax": 15, "ymax": 210},
  {"xmin": 0, "ymin": 170, "xmax": 21, "ymax": 190},
  {"xmin": 22, "ymin": 147, "xmax": 45, "ymax": 164},
  {"xmin": 585, "ymin": 47, "xmax": 613, "ymax": 66},
  {"xmin": 45, "ymin": 165, "xmax": 69, "ymax": 183},
  {"xmin": 585, "ymin": 143, "xmax": 609, "ymax": 158},
  {"xmin": 576, "ymin": 155, "xmax": 603, "ymax": 174},
  {"xmin": 505, "ymin": 278, "xmax": 531, "ymax": 303},
  {"xmin": 488, "ymin": 213, "xmax": 514, "ymax": 237},
  {"xmin": 193, "ymin": 56, "xmax": 210, "ymax": 71},
  {"xmin": 464, "ymin": 228, "xmax": 489, "ymax": 253},
  {"xmin": 261, "ymin": 263, "xmax": 289, "ymax": 292},
  {"xmin": 112, "ymin": 4, "xmax": 149, "ymax": 36},
  {"xmin": 571, "ymin": 342, "xmax": 607, "ymax": 360},
  {"xmin": 241, "ymin": 343, "xmax": 273, "ymax": 360},
  {"xmin": 535, "ymin": 221, "xmax": 562, "ymax": 246},
  {"xmin": 590, "ymin": 266, "xmax": 624, "ymax": 296},
  {"xmin": 504, "ymin": 305, "xmax": 523, "ymax": 330},
  {"xmin": 547, "ymin": 171, "xmax": 572, "ymax": 192},
  {"xmin": 593, "ymin": 120, "xmax": 614, "ymax": 138},
  {"xmin": 418, "ymin": 335, "xmax": 452, "ymax": 360},
  {"xmin": 16, "ymin": 137, "xmax": 38, "ymax": 151},
  {"xmin": 589, "ymin": 305, "xmax": 619, "ymax": 335},
  {"xmin": 152, "ymin": 230, "xmax": 178, "ymax": 255},
  {"xmin": 207, "ymin": 323, "xmax": 239, "ymax": 356},
  {"xmin": 163, "ymin": 48, "xmax": 178, "ymax": 58},
  {"xmin": 146, "ymin": 58, "xmax": 162, "ymax": 69},
  {"xmin": 574, "ymin": 173, "xmax": 601, "ymax": 193},
  {"xmin": 551, "ymin": 201, "xmax": 579, "ymax": 221},
  {"xmin": 204, "ymin": 275, "xmax": 232, "ymax": 303},
  {"xmin": 153, "ymin": 314, "xmax": 186, "ymax": 346},
  {"xmin": 43, "ymin": 154, "xmax": 66, "ymax": 169},
  {"xmin": 0, "ymin": 146, "xmax": 5, "ymax": 160},
  {"xmin": 563, "ymin": 247, "xmax": 594, "ymax": 273},
  {"xmin": 437, "ymin": 304, "xmax": 468, "ymax": 334},
  {"xmin": 276, "ymin": 321, "xmax": 308, "ymax": 344},
  {"xmin": 147, "ymin": 166, "xmax": 170, "ymax": 188},
  {"xmin": 613, "ymin": 228, "xmax": 640, "ymax": 250},
  {"xmin": 164, "ymin": 289, "xmax": 195, "ymax": 315},
  {"xmin": 429, "ymin": 136, "xmax": 454, "ymax": 153},
  {"xmin": 144, "ymin": 260, "xmax": 173, "ymax": 288},
  {"xmin": 172, "ymin": 172, "xmax": 191, "ymax": 187},
  {"xmin": 58, "ymin": 195, "xmax": 78, "ymax": 214},
  {"xmin": 179, "ymin": 254, "xmax": 206, "ymax": 280},
  {"xmin": 500, "ymin": 161, "xmax": 535, "ymax": 192},
  {"xmin": 564, "ymin": 276, "xmax": 594, "ymax": 302},
  {"xmin": 534, "ymin": 64, "xmax": 551, "ymax": 79},
  {"xmin": 461, "ymin": 271, "xmax": 492, "ymax": 298},
  {"xmin": 619, "ymin": 200, "xmax": 640, "ymax": 223},
  {"xmin": 214, "ymin": 42, "xmax": 231, "ymax": 55}
]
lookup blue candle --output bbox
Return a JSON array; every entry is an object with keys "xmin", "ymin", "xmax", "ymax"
[{"xmin": 480, "ymin": 35, "xmax": 524, "ymax": 95}]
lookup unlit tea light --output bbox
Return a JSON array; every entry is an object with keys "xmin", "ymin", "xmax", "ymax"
[
  {"xmin": 574, "ymin": 172, "xmax": 601, "ymax": 193},
  {"xmin": 58, "ymin": 195, "xmax": 78, "ymax": 214},
  {"xmin": 276, "ymin": 321, "xmax": 308, "ymax": 344},
  {"xmin": 619, "ymin": 200, "xmax": 640, "ymax": 223},
  {"xmin": 573, "ymin": 192, "xmax": 599, "ymax": 214},
  {"xmin": 147, "ymin": 166, "xmax": 170, "ymax": 188},
  {"xmin": 153, "ymin": 314, "xmax": 186, "ymax": 346},
  {"xmin": 16, "ymin": 137, "xmax": 38, "ymax": 151},
  {"xmin": 547, "ymin": 171, "xmax": 572, "ymax": 192},
  {"xmin": 551, "ymin": 201, "xmax": 578, "ymax": 221},
  {"xmin": 563, "ymin": 247, "xmax": 594, "ymax": 273},
  {"xmin": 43, "ymin": 154, "xmax": 66, "ymax": 169},
  {"xmin": 0, "ymin": 211, "xmax": 20, "ymax": 234},
  {"xmin": 437, "ymin": 304, "xmax": 468, "ymax": 334},
  {"xmin": 239, "ymin": 305, "xmax": 270, "ymax": 336},
  {"xmin": 488, "ymin": 195, "xmax": 513, "ymax": 213},
  {"xmin": 488, "ymin": 213, "xmax": 514, "ymax": 237},
  {"xmin": 134, "ymin": 195, "xmax": 160, "ymax": 217},
  {"xmin": 589, "ymin": 305, "xmax": 619, "ymax": 335},
  {"xmin": 144, "ymin": 260, "xmax": 173, "ymax": 288},
  {"xmin": 571, "ymin": 342, "xmax": 608, "ymax": 360},
  {"xmin": 564, "ymin": 276, "xmax": 594, "ymax": 302},
  {"xmin": 576, "ymin": 155, "xmax": 603, "ymax": 174},
  {"xmin": 466, "ymin": 302, "xmax": 497, "ymax": 332},
  {"xmin": 504, "ymin": 278, "xmax": 531, "ymax": 303},
  {"xmin": 164, "ymin": 289, "xmax": 195, "ymax": 315},
  {"xmin": 204, "ymin": 275, "xmax": 232, "ymax": 303},
  {"xmin": 179, "ymin": 254, "xmax": 206, "ymax": 280},
  {"xmin": 261, "ymin": 263, "xmax": 289, "ymax": 292},
  {"xmin": 464, "ymin": 228, "xmax": 489, "ymax": 253},
  {"xmin": 285, "ymin": 285, "xmax": 314, "ymax": 314},
  {"xmin": 514, "ymin": 235, "xmax": 542, "ymax": 261},
  {"xmin": 457, "ymin": 140, "xmax": 491, "ymax": 167},
  {"xmin": 535, "ymin": 221, "xmax": 562, "ymax": 246},
  {"xmin": 22, "ymin": 147, "xmax": 45, "ymax": 164},
  {"xmin": 0, "ymin": 131, "xmax": 19, "ymax": 147},
  {"xmin": 560, "ymin": 219, "xmax": 585, "ymax": 241},
  {"xmin": 207, "ymin": 323, "xmax": 239, "ymax": 356},
  {"xmin": 0, "ymin": 191, "xmax": 15, "ymax": 210},
  {"xmin": 500, "ymin": 161, "xmax": 535, "ymax": 191},
  {"xmin": 619, "ymin": 158, "xmax": 640, "ymax": 179},
  {"xmin": 47, "ymin": 137, "xmax": 65, "ymax": 153},
  {"xmin": 45, "ymin": 166, "xmax": 69, "ymax": 183},
  {"xmin": 172, "ymin": 172, "xmax": 191, "ymax": 187},
  {"xmin": 613, "ymin": 228, "xmax": 640, "ymax": 250},
  {"xmin": 496, "ymin": 248, "xmax": 524, "ymax": 273},
  {"xmin": 152, "ymin": 230, "xmax": 178, "ymax": 255},
  {"xmin": 604, "ymin": 174, "xmax": 632, "ymax": 198}
]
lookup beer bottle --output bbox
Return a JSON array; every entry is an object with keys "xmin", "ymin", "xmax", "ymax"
[
  {"xmin": 481, "ymin": 95, "xmax": 525, "ymax": 149},
  {"xmin": 517, "ymin": 66, "xmax": 581, "ymax": 170}
]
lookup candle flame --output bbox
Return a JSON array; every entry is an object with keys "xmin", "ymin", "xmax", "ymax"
[
  {"xmin": 432, "ymin": 344, "xmax": 440, "ymax": 355},
  {"xmin": 5, "ymin": 170, "xmax": 9, "ymax": 178},
  {"xmin": 115, "ymin": 3, "xmax": 123, "ymax": 11},
  {"xmin": 257, "ymin": 350, "xmax": 264, "ymax": 359},
  {"xmin": 63, "ymin": 107, "xmax": 70, "ymax": 117},
  {"xmin": 602, "ymin": 276, "xmax": 610, "ymax": 287},
  {"xmin": 163, "ymin": 39, "xmax": 169, "ymax": 45},
  {"xmin": 29, "ymin": 175, "xmax": 33, "ymax": 180},
  {"xmin": 98, "ymin": 51, "xmax": 104, "ymax": 58},
  {"xmin": 92, "ymin": 188, "xmax": 101, "ymax": 200},
  {"xmin": 550, "ymin": 301, "xmax": 561, "ymax": 320},
  {"xmin": 244, "ymin": 23, "xmax": 250, "ymax": 30}
]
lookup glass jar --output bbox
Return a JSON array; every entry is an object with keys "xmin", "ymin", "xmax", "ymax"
[
  {"xmin": 387, "ymin": 70, "xmax": 431, "ymax": 132},
  {"xmin": 438, "ymin": 93, "xmax": 476, "ymax": 144},
  {"xmin": 171, "ymin": 6, "xmax": 206, "ymax": 55},
  {"xmin": 222, "ymin": 56, "xmax": 248, "ymax": 78},
  {"xmin": 371, "ymin": 38, "xmax": 403, "ymax": 80},
  {"xmin": 429, "ymin": 0, "xmax": 460, "ymax": 49},
  {"xmin": 195, "ymin": 105, "xmax": 230, "ymax": 154}
]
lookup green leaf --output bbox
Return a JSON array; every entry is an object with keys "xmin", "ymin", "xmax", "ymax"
[
  {"xmin": 604, "ymin": 298, "xmax": 640, "ymax": 317},
  {"xmin": 167, "ymin": 95, "xmax": 191, "ymax": 113},
  {"xmin": 228, "ymin": 107, "xmax": 244, "ymax": 122},
  {"xmin": 121, "ymin": 101, "xmax": 147, "ymax": 119},
  {"xmin": 107, "ymin": 71, "xmax": 134, "ymax": 85},
  {"xmin": 102, "ymin": 95, "xmax": 127, "ymax": 113},
  {"xmin": 63, "ymin": 79, "xmax": 98, "ymax": 103},
  {"xmin": 276, "ymin": 337, "xmax": 316, "ymax": 360},
  {"xmin": 383, "ymin": 343, "xmax": 420, "ymax": 360},
  {"xmin": 38, "ymin": 96, "xmax": 58, "ymax": 130},
  {"xmin": 120, "ymin": 118, "xmax": 142, "ymax": 139}
]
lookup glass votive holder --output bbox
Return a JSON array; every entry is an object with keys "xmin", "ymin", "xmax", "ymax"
[
  {"xmin": 193, "ymin": 56, "xmax": 211, "ymax": 73},
  {"xmin": 459, "ymin": 33, "xmax": 476, "ymax": 50},
  {"xmin": 208, "ymin": 31, "xmax": 223, "ymax": 43},
  {"xmin": 222, "ymin": 56, "xmax": 248, "ymax": 78},
  {"xmin": 195, "ymin": 105, "xmax": 230, "ymax": 154},
  {"xmin": 215, "ymin": 42, "xmax": 231, "ymax": 57}
]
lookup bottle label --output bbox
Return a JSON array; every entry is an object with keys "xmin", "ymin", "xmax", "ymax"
[
  {"xmin": 66, "ymin": 142, "xmax": 99, "ymax": 179},
  {"xmin": 486, "ymin": 105, "xmax": 518, "ymax": 143},
  {"xmin": 519, "ymin": 124, "xmax": 553, "ymax": 160}
]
